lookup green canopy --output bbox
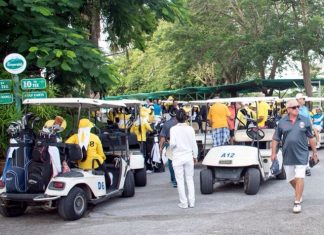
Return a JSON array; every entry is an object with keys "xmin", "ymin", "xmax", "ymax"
[{"xmin": 105, "ymin": 78, "xmax": 324, "ymax": 100}]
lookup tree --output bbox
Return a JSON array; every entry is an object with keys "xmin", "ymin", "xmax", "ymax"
[
  {"xmin": 111, "ymin": 0, "xmax": 324, "ymax": 96},
  {"xmin": 279, "ymin": 0, "xmax": 324, "ymax": 96},
  {"xmin": 0, "ymin": 0, "xmax": 119, "ymax": 97}
]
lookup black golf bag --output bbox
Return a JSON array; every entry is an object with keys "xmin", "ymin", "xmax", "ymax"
[{"xmin": 5, "ymin": 128, "xmax": 35, "ymax": 193}]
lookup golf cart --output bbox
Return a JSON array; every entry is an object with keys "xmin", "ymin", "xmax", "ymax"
[
  {"xmin": 99, "ymin": 99, "xmax": 147, "ymax": 187},
  {"xmin": 0, "ymin": 98, "xmax": 135, "ymax": 220},
  {"xmin": 200, "ymin": 97, "xmax": 286, "ymax": 195},
  {"xmin": 188, "ymin": 100, "xmax": 213, "ymax": 161}
]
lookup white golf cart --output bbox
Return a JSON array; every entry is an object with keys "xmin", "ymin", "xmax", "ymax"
[
  {"xmin": 200, "ymin": 97, "xmax": 286, "ymax": 195},
  {"xmin": 99, "ymin": 99, "xmax": 147, "ymax": 187},
  {"xmin": 188, "ymin": 100, "xmax": 213, "ymax": 160},
  {"xmin": 0, "ymin": 98, "xmax": 136, "ymax": 220}
]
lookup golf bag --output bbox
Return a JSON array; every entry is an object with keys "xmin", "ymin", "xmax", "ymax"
[
  {"xmin": 27, "ymin": 131, "xmax": 59, "ymax": 193},
  {"xmin": 5, "ymin": 115, "xmax": 35, "ymax": 193}
]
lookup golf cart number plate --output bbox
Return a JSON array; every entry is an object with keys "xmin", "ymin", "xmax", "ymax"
[
  {"xmin": 220, "ymin": 153, "xmax": 235, "ymax": 158},
  {"xmin": 219, "ymin": 160, "xmax": 232, "ymax": 164},
  {"xmin": 98, "ymin": 181, "xmax": 105, "ymax": 190}
]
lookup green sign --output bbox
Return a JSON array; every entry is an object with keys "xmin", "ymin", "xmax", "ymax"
[
  {"xmin": 22, "ymin": 91, "xmax": 47, "ymax": 99},
  {"xmin": 21, "ymin": 78, "xmax": 46, "ymax": 90},
  {"xmin": 0, "ymin": 80, "xmax": 12, "ymax": 91},
  {"xmin": 3, "ymin": 53, "xmax": 27, "ymax": 74},
  {"xmin": 0, "ymin": 93, "xmax": 14, "ymax": 104}
]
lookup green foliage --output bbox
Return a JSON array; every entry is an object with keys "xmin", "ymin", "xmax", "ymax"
[
  {"xmin": 111, "ymin": 0, "xmax": 323, "ymax": 96},
  {"xmin": 101, "ymin": 0, "xmax": 188, "ymax": 51},
  {"xmin": 0, "ymin": 0, "xmax": 120, "ymax": 96}
]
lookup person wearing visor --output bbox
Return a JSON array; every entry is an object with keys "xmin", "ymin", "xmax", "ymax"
[
  {"xmin": 296, "ymin": 93, "xmax": 312, "ymax": 176},
  {"xmin": 311, "ymin": 107, "xmax": 323, "ymax": 148},
  {"xmin": 271, "ymin": 99, "xmax": 318, "ymax": 214}
]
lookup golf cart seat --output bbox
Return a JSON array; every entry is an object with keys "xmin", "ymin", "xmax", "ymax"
[
  {"xmin": 100, "ymin": 132, "xmax": 127, "ymax": 156},
  {"xmin": 59, "ymin": 143, "xmax": 83, "ymax": 161},
  {"xmin": 259, "ymin": 149, "xmax": 272, "ymax": 158},
  {"xmin": 191, "ymin": 122, "xmax": 200, "ymax": 134},
  {"xmin": 202, "ymin": 122, "xmax": 212, "ymax": 132},
  {"xmin": 235, "ymin": 129, "xmax": 275, "ymax": 142}
]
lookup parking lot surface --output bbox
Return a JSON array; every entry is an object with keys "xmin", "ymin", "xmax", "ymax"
[{"xmin": 1, "ymin": 149, "xmax": 324, "ymax": 235}]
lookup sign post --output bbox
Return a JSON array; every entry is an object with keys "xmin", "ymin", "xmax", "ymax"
[{"xmin": 3, "ymin": 53, "xmax": 27, "ymax": 114}]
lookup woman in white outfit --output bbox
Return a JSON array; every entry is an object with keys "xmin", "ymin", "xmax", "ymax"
[{"xmin": 170, "ymin": 108, "xmax": 198, "ymax": 209}]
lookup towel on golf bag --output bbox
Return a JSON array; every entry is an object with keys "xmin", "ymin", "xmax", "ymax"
[
  {"xmin": 151, "ymin": 142, "xmax": 161, "ymax": 163},
  {"xmin": 2, "ymin": 139, "xmax": 19, "ymax": 181}
]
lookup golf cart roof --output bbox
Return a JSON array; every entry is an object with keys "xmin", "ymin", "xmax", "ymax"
[
  {"xmin": 207, "ymin": 96, "xmax": 278, "ymax": 103},
  {"xmin": 120, "ymin": 99, "xmax": 146, "ymax": 106},
  {"xmin": 189, "ymin": 97, "xmax": 279, "ymax": 105},
  {"xmin": 305, "ymin": 97, "xmax": 324, "ymax": 102},
  {"xmin": 161, "ymin": 100, "xmax": 188, "ymax": 105},
  {"xmin": 23, "ymin": 98, "xmax": 126, "ymax": 108}
]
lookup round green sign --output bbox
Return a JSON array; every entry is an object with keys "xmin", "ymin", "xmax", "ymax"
[{"xmin": 3, "ymin": 53, "xmax": 27, "ymax": 74}]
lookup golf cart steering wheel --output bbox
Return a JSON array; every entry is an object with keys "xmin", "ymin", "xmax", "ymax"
[{"xmin": 246, "ymin": 127, "xmax": 265, "ymax": 141}]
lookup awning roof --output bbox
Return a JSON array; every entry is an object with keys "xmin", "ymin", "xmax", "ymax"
[{"xmin": 105, "ymin": 78, "xmax": 324, "ymax": 100}]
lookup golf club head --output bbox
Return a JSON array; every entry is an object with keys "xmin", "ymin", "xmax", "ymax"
[
  {"xmin": 22, "ymin": 112, "xmax": 34, "ymax": 129},
  {"xmin": 30, "ymin": 117, "xmax": 41, "ymax": 129}
]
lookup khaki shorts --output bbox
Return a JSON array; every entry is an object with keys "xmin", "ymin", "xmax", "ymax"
[{"xmin": 284, "ymin": 165, "xmax": 307, "ymax": 182}]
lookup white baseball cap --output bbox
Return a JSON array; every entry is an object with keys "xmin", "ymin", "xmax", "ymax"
[{"xmin": 295, "ymin": 93, "xmax": 307, "ymax": 99}]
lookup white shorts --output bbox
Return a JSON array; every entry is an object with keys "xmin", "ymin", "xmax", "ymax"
[
  {"xmin": 313, "ymin": 125, "xmax": 322, "ymax": 132},
  {"xmin": 284, "ymin": 165, "xmax": 307, "ymax": 182}
]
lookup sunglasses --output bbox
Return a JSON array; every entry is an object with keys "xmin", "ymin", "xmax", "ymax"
[{"xmin": 289, "ymin": 106, "xmax": 300, "ymax": 110}]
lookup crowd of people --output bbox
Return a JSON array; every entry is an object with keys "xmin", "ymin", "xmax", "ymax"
[{"xmin": 43, "ymin": 93, "xmax": 323, "ymax": 212}]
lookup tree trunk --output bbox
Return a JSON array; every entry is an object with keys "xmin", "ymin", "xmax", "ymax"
[
  {"xmin": 89, "ymin": 0, "xmax": 101, "ymax": 47},
  {"xmin": 301, "ymin": 50, "xmax": 312, "ymax": 97},
  {"xmin": 87, "ymin": 0, "xmax": 101, "ymax": 97}
]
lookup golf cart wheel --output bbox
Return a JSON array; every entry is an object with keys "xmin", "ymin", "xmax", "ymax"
[
  {"xmin": 276, "ymin": 166, "xmax": 286, "ymax": 180},
  {"xmin": 200, "ymin": 169, "xmax": 214, "ymax": 194},
  {"xmin": 244, "ymin": 168, "xmax": 260, "ymax": 195},
  {"xmin": 134, "ymin": 167, "xmax": 147, "ymax": 187},
  {"xmin": 122, "ymin": 171, "xmax": 135, "ymax": 197},
  {"xmin": 0, "ymin": 201, "xmax": 27, "ymax": 217},
  {"xmin": 58, "ymin": 187, "xmax": 87, "ymax": 221}
]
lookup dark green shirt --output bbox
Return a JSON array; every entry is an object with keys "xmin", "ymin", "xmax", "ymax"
[{"xmin": 273, "ymin": 114, "xmax": 313, "ymax": 165}]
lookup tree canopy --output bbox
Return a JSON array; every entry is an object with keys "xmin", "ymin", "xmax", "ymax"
[
  {"xmin": 111, "ymin": 0, "xmax": 324, "ymax": 96},
  {"xmin": 0, "ymin": 0, "xmax": 186, "ymax": 97}
]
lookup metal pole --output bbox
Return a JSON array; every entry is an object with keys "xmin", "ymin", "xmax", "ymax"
[{"xmin": 12, "ymin": 74, "xmax": 21, "ymax": 114}]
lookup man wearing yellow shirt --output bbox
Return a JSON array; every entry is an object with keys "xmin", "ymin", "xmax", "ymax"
[
  {"xmin": 207, "ymin": 100, "xmax": 231, "ymax": 147},
  {"xmin": 251, "ymin": 101, "xmax": 270, "ymax": 127},
  {"xmin": 65, "ymin": 118, "xmax": 106, "ymax": 170}
]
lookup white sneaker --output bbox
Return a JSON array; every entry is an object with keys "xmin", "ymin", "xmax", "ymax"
[
  {"xmin": 146, "ymin": 170, "xmax": 153, "ymax": 174},
  {"xmin": 177, "ymin": 203, "xmax": 188, "ymax": 209},
  {"xmin": 189, "ymin": 203, "xmax": 195, "ymax": 208},
  {"xmin": 293, "ymin": 202, "xmax": 301, "ymax": 213},
  {"xmin": 316, "ymin": 143, "xmax": 321, "ymax": 149}
]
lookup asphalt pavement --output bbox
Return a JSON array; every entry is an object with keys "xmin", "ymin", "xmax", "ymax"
[{"xmin": 1, "ymin": 150, "xmax": 324, "ymax": 235}]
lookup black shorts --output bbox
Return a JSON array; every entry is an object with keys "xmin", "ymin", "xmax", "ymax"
[{"xmin": 230, "ymin": 130, "xmax": 235, "ymax": 137}]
